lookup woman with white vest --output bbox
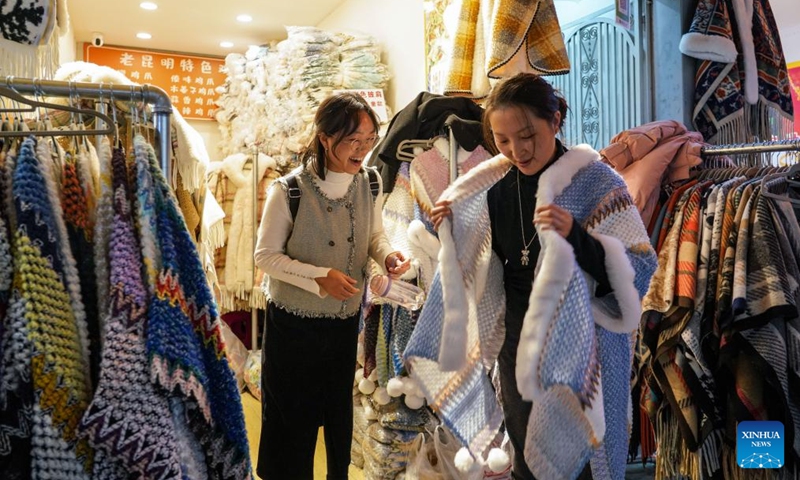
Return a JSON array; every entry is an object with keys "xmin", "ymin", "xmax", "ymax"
[{"xmin": 254, "ymin": 93, "xmax": 410, "ymax": 480}]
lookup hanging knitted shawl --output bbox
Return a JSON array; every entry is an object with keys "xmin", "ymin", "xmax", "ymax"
[
  {"xmin": 0, "ymin": 0, "xmax": 61, "ymax": 78},
  {"xmin": 92, "ymin": 139, "xmax": 114, "ymax": 335},
  {"xmin": 139, "ymin": 137, "xmax": 252, "ymax": 480},
  {"xmin": 405, "ymin": 145, "xmax": 656, "ymax": 479},
  {"xmin": 0, "ymin": 150, "xmax": 34, "ymax": 480},
  {"xmin": 686, "ymin": 0, "xmax": 794, "ymax": 143},
  {"xmin": 62, "ymin": 152, "xmax": 101, "ymax": 387},
  {"xmin": 11, "ymin": 137, "xmax": 91, "ymax": 479},
  {"xmin": 78, "ymin": 141, "xmax": 183, "ymax": 479}
]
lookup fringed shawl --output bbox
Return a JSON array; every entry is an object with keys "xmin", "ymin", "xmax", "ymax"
[{"xmin": 405, "ymin": 145, "xmax": 656, "ymax": 479}]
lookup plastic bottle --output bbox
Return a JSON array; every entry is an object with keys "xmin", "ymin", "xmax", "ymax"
[{"xmin": 369, "ymin": 275, "xmax": 425, "ymax": 310}]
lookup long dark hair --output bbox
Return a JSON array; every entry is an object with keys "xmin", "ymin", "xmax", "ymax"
[
  {"xmin": 302, "ymin": 92, "xmax": 380, "ymax": 180},
  {"xmin": 482, "ymin": 73, "xmax": 568, "ymax": 154}
]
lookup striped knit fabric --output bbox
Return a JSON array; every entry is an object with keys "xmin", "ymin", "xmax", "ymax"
[
  {"xmin": 62, "ymin": 153, "xmax": 101, "ymax": 388},
  {"xmin": 79, "ymin": 139, "xmax": 183, "ymax": 479},
  {"xmin": 12, "ymin": 137, "xmax": 91, "ymax": 479},
  {"xmin": 138, "ymin": 136, "xmax": 252, "ymax": 480}
]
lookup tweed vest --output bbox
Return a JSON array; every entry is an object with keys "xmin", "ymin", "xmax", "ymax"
[{"xmin": 269, "ymin": 166, "xmax": 375, "ymax": 318}]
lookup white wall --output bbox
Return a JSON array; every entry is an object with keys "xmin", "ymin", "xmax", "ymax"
[
  {"xmin": 318, "ymin": 0, "xmax": 426, "ymax": 114},
  {"xmin": 554, "ymin": 0, "xmax": 614, "ymax": 27}
]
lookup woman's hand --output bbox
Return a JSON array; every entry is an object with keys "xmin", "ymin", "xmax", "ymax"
[
  {"xmin": 430, "ymin": 199, "xmax": 452, "ymax": 232},
  {"xmin": 385, "ymin": 251, "xmax": 412, "ymax": 277},
  {"xmin": 315, "ymin": 269, "xmax": 361, "ymax": 301},
  {"xmin": 534, "ymin": 204, "xmax": 574, "ymax": 238}
]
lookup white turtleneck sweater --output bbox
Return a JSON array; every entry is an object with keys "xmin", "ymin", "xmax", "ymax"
[{"xmin": 254, "ymin": 168, "xmax": 395, "ymax": 298}]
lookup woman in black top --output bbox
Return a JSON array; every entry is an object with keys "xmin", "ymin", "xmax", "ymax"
[{"xmin": 432, "ymin": 74, "xmax": 616, "ymax": 480}]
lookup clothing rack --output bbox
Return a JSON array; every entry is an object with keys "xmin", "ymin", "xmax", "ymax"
[
  {"xmin": 1, "ymin": 77, "xmax": 173, "ymax": 180},
  {"xmin": 700, "ymin": 138, "xmax": 800, "ymax": 157}
]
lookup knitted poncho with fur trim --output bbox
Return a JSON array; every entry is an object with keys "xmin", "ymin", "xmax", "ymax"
[
  {"xmin": 138, "ymin": 137, "xmax": 252, "ymax": 480},
  {"xmin": 404, "ymin": 145, "xmax": 657, "ymax": 480}
]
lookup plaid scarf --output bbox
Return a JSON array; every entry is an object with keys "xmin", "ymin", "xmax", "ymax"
[{"xmin": 444, "ymin": 0, "xmax": 569, "ymax": 97}]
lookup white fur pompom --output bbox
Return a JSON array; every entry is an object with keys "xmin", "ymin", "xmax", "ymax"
[
  {"xmin": 386, "ymin": 377, "xmax": 405, "ymax": 398},
  {"xmin": 487, "ymin": 448, "xmax": 511, "ymax": 473},
  {"xmin": 354, "ymin": 368, "xmax": 365, "ymax": 385},
  {"xmin": 373, "ymin": 387, "xmax": 391, "ymax": 406},
  {"xmin": 364, "ymin": 405, "xmax": 378, "ymax": 421},
  {"xmin": 368, "ymin": 369, "xmax": 378, "ymax": 382},
  {"xmin": 404, "ymin": 394, "xmax": 425, "ymax": 410},
  {"xmin": 454, "ymin": 447, "xmax": 475, "ymax": 472},
  {"xmin": 358, "ymin": 378, "xmax": 376, "ymax": 395}
]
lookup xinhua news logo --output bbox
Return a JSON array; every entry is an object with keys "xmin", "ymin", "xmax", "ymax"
[{"xmin": 737, "ymin": 421, "xmax": 784, "ymax": 469}]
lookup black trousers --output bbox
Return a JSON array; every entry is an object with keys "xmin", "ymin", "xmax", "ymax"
[{"xmin": 257, "ymin": 303, "xmax": 359, "ymax": 480}]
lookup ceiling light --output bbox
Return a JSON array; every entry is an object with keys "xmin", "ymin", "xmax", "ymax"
[
  {"xmin": 220, "ymin": 41, "xmax": 234, "ymax": 48},
  {"xmin": 136, "ymin": 32, "xmax": 152, "ymax": 39},
  {"xmin": 140, "ymin": 2, "xmax": 158, "ymax": 10},
  {"xmin": 236, "ymin": 14, "xmax": 253, "ymax": 23}
]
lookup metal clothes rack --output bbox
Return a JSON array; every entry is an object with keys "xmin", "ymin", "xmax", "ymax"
[
  {"xmin": 1, "ymin": 77, "xmax": 173, "ymax": 179},
  {"xmin": 701, "ymin": 138, "xmax": 800, "ymax": 161}
]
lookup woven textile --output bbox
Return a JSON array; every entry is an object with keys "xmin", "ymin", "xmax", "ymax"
[
  {"xmin": 12, "ymin": 137, "xmax": 91, "ymax": 479},
  {"xmin": 444, "ymin": 0, "xmax": 569, "ymax": 97},
  {"xmin": 689, "ymin": 0, "xmax": 793, "ymax": 143},
  {"xmin": 62, "ymin": 153, "xmax": 101, "ymax": 387},
  {"xmin": 0, "ymin": 150, "xmax": 34, "ymax": 480},
  {"xmin": 0, "ymin": 0, "xmax": 57, "ymax": 46},
  {"xmin": 406, "ymin": 145, "xmax": 656, "ymax": 477},
  {"xmin": 138, "ymin": 136, "xmax": 252, "ymax": 480},
  {"xmin": 78, "ymin": 138, "xmax": 183, "ymax": 479},
  {"xmin": 93, "ymin": 139, "xmax": 114, "ymax": 333}
]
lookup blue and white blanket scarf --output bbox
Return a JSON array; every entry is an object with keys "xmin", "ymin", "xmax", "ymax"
[{"xmin": 404, "ymin": 145, "xmax": 657, "ymax": 479}]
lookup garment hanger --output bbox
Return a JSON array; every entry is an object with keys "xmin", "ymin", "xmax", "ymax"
[
  {"xmin": 759, "ymin": 156, "xmax": 800, "ymax": 206},
  {"xmin": 396, "ymin": 137, "xmax": 440, "ymax": 161},
  {"xmin": 0, "ymin": 78, "xmax": 116, "ymax": 138}
]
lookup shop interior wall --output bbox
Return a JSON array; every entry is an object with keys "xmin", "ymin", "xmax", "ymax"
[
  {"xmin": 317, "ymin": 0, "xmax": 426, "ymax": 117},
  {"xmin": 57, "ymin": 0, "xmax": 799, "ymax": 159}
]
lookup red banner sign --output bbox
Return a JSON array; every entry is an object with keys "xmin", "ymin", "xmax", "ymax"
[
  {"xmin": 789, "ymin": 61, "xmax": 800, "ymax": 136},
  {"xmin": 83, "ymin": 43, "xmax": 226, "ymax": 121}
]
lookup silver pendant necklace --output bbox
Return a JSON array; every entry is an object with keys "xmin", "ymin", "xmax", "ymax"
[{"xmin": 517, "ymin": 169, "xmax": 538, "ymax": 266}]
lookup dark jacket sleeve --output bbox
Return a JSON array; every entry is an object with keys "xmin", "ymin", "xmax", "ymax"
[{"xmin": 566, "ymin": 222, "xmax": 613, "ymax": 297}]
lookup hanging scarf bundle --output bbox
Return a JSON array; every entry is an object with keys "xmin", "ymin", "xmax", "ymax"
[{"xmin": 140, "ymin": 136, "xmax": 252, "ymax": 480}]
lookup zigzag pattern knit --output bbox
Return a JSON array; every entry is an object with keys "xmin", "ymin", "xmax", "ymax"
[
  {"xmin": 138, "ymin": 136, "xmax": 252, "ymax": 480},
  {"xmin": 78, "ymin": 146, "xmax": 183, "ymax": 479},
  {"xmin": 12, "ymin": 137, "xmax": 91, "ymax": 479}
]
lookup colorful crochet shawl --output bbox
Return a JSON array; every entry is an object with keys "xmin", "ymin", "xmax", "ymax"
[
  {"xmin": 139, "ymin": 136, "xmax": 252, "ymax": 480},
  {"xmin": 405, "ymin": 145, "xmax": 657, "ymax": 479},
  {"xmin": 78, "ymin": 146, "xmax": 183, "ymax": 478},
  {"xmin": 11, "ymin": 137, "xmax": 92, "ymax": 478}
]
